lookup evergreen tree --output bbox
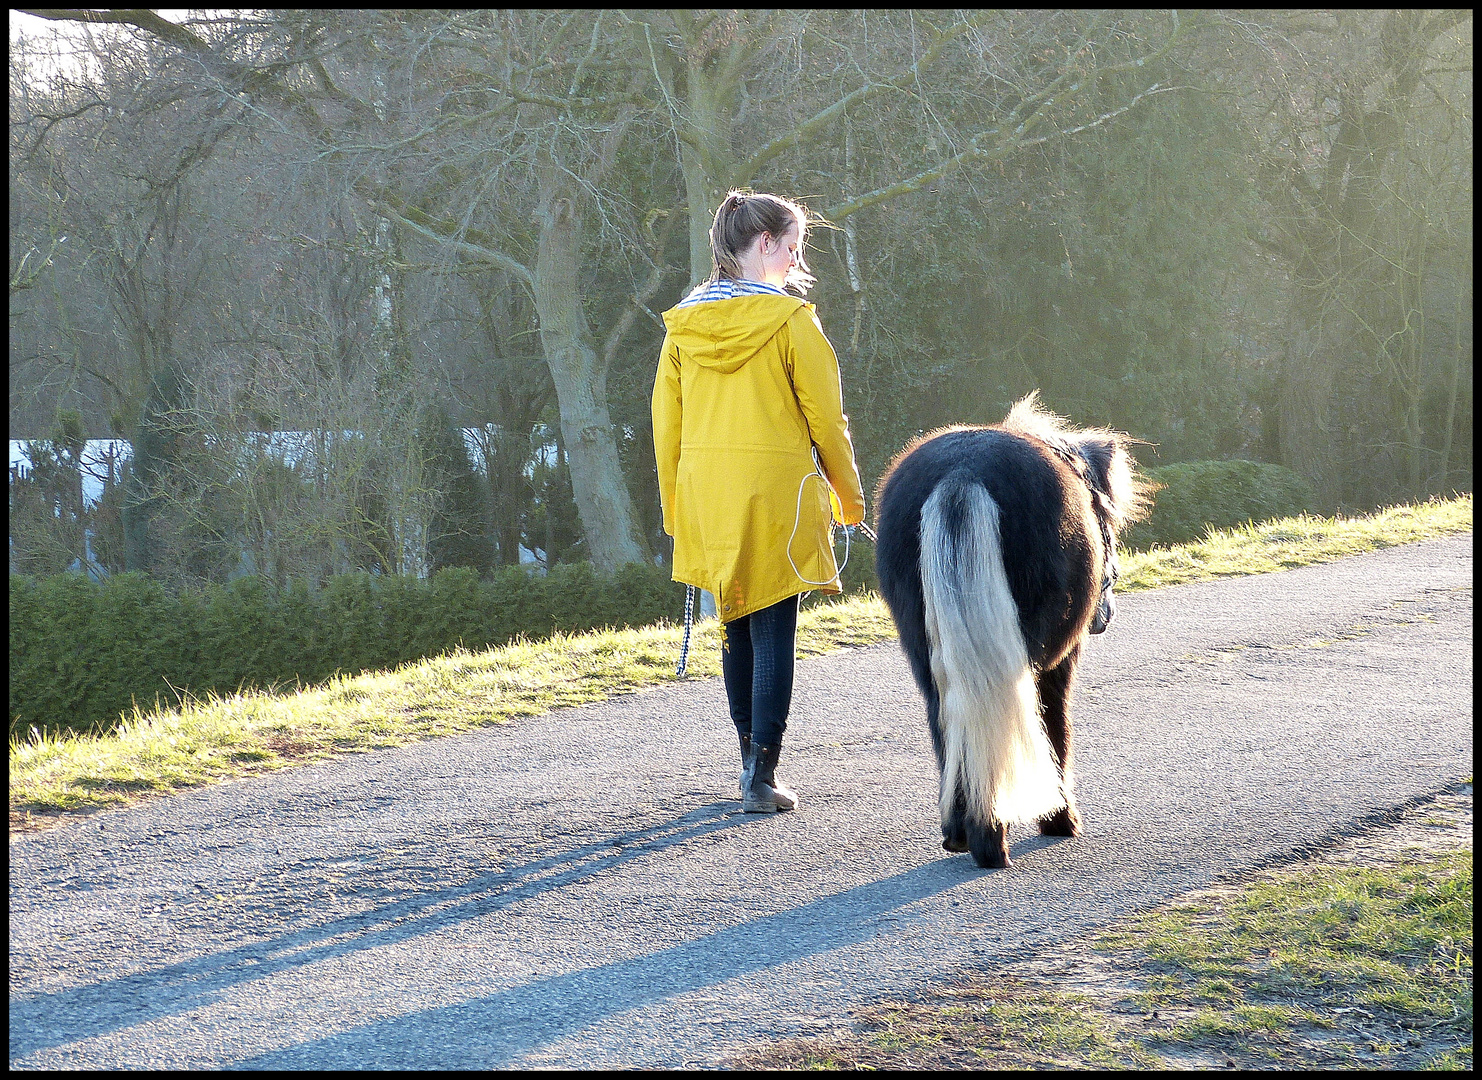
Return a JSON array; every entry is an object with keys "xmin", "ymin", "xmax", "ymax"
[
  {"xmin": 415, "ymin": 404, "xmax": 494, "ymax": 575},
  {"xmin": 120, "ymin": 366, "xmax": 185, "ymax": 573}
]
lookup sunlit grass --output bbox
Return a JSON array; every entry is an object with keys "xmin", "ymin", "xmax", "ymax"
[
  {"xmin": 9, "ymin": 493, "xmax": 1471, "ymax": 825},
  {"xmin": 735, "ymin": 844, "xmax": 1472, "ymax": 1070},
  {"xmin": 1120, "ymin": 492, "xmax": 1472, "ymax": 591},
  {"xmin": 11, "ymin": 621, "xmax": 725, "ymax": 817},
  {"xmin": 1120, "ymin": 848, "xmax": 1473, "ymax": 1066}
]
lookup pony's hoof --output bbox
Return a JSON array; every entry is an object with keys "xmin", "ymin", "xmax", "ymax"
[
  {"xmin": 942, "ymin": 815, "xmax": 970, "ymax": 852},
  {"xmin": 1038, "ymin": 805, "xmax": 1082, "ymax": 837},
  {"xmin": 967, "ymin": 821, "xmax": 1010, "ymax": 868}
]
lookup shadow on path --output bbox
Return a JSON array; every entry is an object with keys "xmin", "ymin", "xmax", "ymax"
[
  {"xmin": 235, "ymin": 849, "xmax": 1005, "ymax": 1068},
  {"xmin": 10, "ymin": 801, "xmax": 764, "ymax": 1058},
  {"xmin": 12, "ymin": 800, "xmax": 1052, "ymax": 1066}
]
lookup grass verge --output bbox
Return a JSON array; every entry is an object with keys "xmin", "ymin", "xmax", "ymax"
[
  {"xmin": 733, "ymin": 791, "xmax": 1473, "ymax": 1070},
  {"xmin": 9, "ymin": 493, "xmax": 1471, "ymax": 831},
  {"xmin": 1118, "ymin": 491, "xmax": 1472, "ymax": 591}
]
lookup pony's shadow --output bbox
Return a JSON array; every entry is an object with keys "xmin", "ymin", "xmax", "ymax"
[{"xmin": 238, "ymin": 850, "xmax": 979, "ymax": 1067}]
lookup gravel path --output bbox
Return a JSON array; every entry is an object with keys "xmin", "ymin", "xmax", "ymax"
[{"xmin": 9, "ymin": 536, "xmax": 1473, "ymax": 1069}]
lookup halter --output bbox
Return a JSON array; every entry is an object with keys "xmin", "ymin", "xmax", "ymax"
[{"xmin": 1038, "ymin": 436, "xmax": 1120, "ymax": 608}]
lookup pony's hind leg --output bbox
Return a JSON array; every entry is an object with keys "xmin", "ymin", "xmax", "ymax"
[
  {"xmin": 1036, "ymin": 646, "xmax": 1082, "ymax": 837},
  {"xmin": 942, "ymin": 778, "xmax": 969, "ymax": 853},
  {"xmin": 939, "ymin": 744, "xmax": 1007, "ymax": 865},
  {"xmin": 966, "ymin": 814, "xmax": 1011, "ymax": 868},
  {"xmin": 903, "ymin": 629, "xmax": 968, "ymax": 854}
]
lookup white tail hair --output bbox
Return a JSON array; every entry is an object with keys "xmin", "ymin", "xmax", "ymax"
[{"xmin": 920, "ymin": 475, "xmax": 1066, "ymax": 827}]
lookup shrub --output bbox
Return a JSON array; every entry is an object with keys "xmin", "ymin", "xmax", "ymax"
[
  {"xmin": 1122, "ymin": 459, "xmax": 1318, "ymax": 550},
  {"xmin": 9, "ymin": 562, "xmax": 687, "ymax": 740}
]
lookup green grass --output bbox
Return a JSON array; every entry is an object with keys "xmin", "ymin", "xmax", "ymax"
[
  {"xmin": 735, "ymin": 844, "xmax": 1472, "ymax": 1070},
  {"xmin": 1119, "ymin": 492, "xmax": 1473, "ymax": 591},
  {"xmin": 1113, "ymin": 852, "xmax": 1474, "ymax": 1025},
  {"xmin": 8, "ymin": 493, "xmax": 1471, "ymax": 827},
  {"xmin": 1118, "ymin": 848, "xmax": 1473, "ymax": 1068}
]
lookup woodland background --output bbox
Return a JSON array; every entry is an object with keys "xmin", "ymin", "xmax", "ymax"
[{"xmin": 9, "ymin": 9, "xmax": 1473, "ymax": 591}]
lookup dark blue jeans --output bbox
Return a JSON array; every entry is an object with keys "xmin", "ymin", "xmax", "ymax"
[{"xmin": 720, "ymin": 594, "xmax": 800, "ymax": 748}]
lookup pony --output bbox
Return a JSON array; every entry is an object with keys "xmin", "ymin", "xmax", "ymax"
[{"xmin": 873, "ymin": 392, "xmax": 1152, "ymax": 868}]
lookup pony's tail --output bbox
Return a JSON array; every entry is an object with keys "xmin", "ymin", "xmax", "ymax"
[{"xmin": 920, "ymin": 472, "xmax": 1066, "ymax": 827}]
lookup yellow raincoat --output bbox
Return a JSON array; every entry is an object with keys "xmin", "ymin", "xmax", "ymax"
[{"xmin": 652, "ymin": 293, "xmax": 866, "ymax": 621}]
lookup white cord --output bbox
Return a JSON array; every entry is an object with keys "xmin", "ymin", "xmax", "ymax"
[{"xmin": 788, "ymin": 449, "xmax": 853, "ymax": 588}]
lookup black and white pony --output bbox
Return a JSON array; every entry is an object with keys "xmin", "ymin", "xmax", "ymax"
[{"xmin": 873, "ymin": 392, "xmax": 1151, "ymax": 868}]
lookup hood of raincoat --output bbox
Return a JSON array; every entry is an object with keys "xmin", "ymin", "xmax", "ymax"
[{"xmin": 661, "ymin": 294, "xmax": 809, "ymax": 373}]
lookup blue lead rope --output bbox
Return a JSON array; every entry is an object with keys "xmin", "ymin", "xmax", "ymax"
[
  {"xmin": 672, "ymin": 522, "xmax": 875, "ymax": 680},
  {"xmin": 675, "ymin": 584, "xmax": 696, "ymax": 677}
]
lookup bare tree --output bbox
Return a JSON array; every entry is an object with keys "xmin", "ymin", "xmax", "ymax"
[
  {"xmin": 1225, "ymin": 9, "xmax": 1473, "ymax": 505},
  {"xmin": 356, "ymin": 10, "xmax": 672, "ymax": 571},
  {"xmin": 15, "ymin": 9, "xmax": 664, "ymax": 571},
  {"xmin": 623, "ymin": 11, "xmax": 1192, "ymax": 283}
]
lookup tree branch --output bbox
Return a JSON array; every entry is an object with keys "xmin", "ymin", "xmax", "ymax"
[
  {"xmin": 732, "ymin": 14, "xmax": 981, "ymax": 186},
  {"xmin": 9, "ymin": 236, "xmax": 68, "ymax": 294},
  {"xmin": 599, "ymin": 207, "xmax": 681, "ymax": 370},
  {"xmin": 365, "ymin": 190, "xmax": 533, "ymax": 287},
  {"xmin": 825, "ymin": 15, "xmax": 1191, "ymax": 221},
  {"xmin": 20, "ymin": 8, "xmax": 339, "ymax": 146},
  {"xmin": 19, "ymin": 8, "xmax": 213, "ymax": 53}
]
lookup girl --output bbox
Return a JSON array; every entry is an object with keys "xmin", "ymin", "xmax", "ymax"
[{"xmin": 652, "ymin": 191, "xmax": 866, "ymax": 813}]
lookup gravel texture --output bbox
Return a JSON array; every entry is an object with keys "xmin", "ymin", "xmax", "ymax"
[{"xmin": 8, "ymin": 535, "xmax": 1473, "ymax": 1069}]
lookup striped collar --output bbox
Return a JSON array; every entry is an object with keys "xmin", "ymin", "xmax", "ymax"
[{"xmin": 675, "ymin": 277, "xmax": 790, "ymax": 308}]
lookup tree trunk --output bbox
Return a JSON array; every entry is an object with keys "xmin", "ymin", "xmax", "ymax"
[
  {"xmin": 672, "ymin": 18, "xmax": 747, "ymax": 285},
  {"xmin": 481, "ymin": 421, "xmax": 531, "ymax": 567},
  {"xmin": 683, "ymin": 141, "xmax": 720, "ymax": 285},
  {"xmin": 1403, "ymin": 221, "xmax": 1427, "ymax": 500},
  {"xmin": 679, "ymin": 75, "xmax": 732, "ymax": 285},
  {"xmin": 1278, "ymin": 285, "xmax": 1344, "ymax": 508},
  {"xmin": 531, "ymin": 178, "xmax": 649, "ymax": 572}
]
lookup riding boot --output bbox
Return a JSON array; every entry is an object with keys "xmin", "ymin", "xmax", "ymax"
[
  {"xmin": 742, "ymin": 742, "xmax": 798, "ymax": 813},
  {"xmin": 736, "ymin": 728, "xmax": 753, "ymax": 794}
]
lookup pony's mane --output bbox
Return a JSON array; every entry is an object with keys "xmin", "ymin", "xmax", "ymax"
[
  {"xmin": 1000, "ymin": 391, "xmax": 1155, "ymax": 528},
  {"xmin": 1000, "ymin": 390, "xmax": 1082, "ymax": 444}
]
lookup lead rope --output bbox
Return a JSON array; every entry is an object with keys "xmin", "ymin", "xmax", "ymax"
[
  {"xmin": 788, "ymin": 450, "xmax": 877, "ymax": 586},
  {"xmin": 675, "ymin": 583, "xmax": 696, "ymax": 677}
]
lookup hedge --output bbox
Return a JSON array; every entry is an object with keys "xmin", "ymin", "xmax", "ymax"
[
  {"xmin": 29, "ymin": 484, "xmax": 1217, "ymax": 743},
  {"xmin": 1122, "ymin": 459, "xmax": 1318, "ymax": 551},
  {"xmin": 9, "ymin": 562, "xmax": 687, "ymax": 740}
]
